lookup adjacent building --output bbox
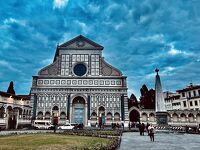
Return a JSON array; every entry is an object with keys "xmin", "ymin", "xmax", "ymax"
[
  {"xmin": 0, "ymin": 91, "xmax": 31, "ymax": 129},
  {"xmin": 129, "ymin": 81, "xmax": 200, "ymax": 127},
  {"xmin": 30, "ymin": 35, "xmax": 129, "ymax": 126},
  {"xmin": 164, "ymin": 84, "xmax": 200, "ymax": 111}
]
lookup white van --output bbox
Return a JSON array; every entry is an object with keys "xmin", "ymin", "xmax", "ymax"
[{"xmin": 33, "ymin": 120, "xmax": 54, "ymax": 130}]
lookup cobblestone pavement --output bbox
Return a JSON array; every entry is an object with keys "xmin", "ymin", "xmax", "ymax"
[{"xmin": 119, "ymin": 132, "xmax": 200, "ymax": 150}]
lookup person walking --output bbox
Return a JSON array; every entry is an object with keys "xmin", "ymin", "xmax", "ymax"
[
  {"xmin": 128, "ymin": 122, "xmax": 131, "ymax": 130},
  {"xmin": 146, "ymin": 123, "xmax": 150, "ymax": 135},
  {"xmin": 141, "ymin": 123, "xmax": 145, "ymax": 136},
  {"xmin": 121, "ymin": 122, "xmax": 124, "ymax": 130},
  {"xmin": 148, "ymin": 124, "xmax": 155, "ymax": 142},
  {"xmin": 138, "ymin": 123, "xmax": 142, "ymax": 136}
]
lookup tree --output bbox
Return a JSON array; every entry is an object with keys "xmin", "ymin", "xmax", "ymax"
[
  {"xmin": 140, "ymin": 85, "xmax": 155, "ymax": 109},
  {"xmin": 140, "ymin": 84, "xmax": 148, "ymax": 96},
  {"xmin": 128, "ymin": 93, "xmax": 139, "ymax": 109},
  {"xmin": 130, "ymin": 94, "xmax": 137, "ymax": 101},
  {"xmin": 7, "ymin": 81, "xmax": 15, "ymax": 95}
]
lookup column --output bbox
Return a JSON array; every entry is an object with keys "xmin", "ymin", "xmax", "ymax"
[
  {"xmin": 15, "ymin": 109, "xmax": 19, "ymax": 129},
  {"xmin": 67, "ymin": 95, "xmax": 70, "ymax": 121},
  {"xmin": 87, "ymin": 95, "xmax": 90, "ymax": 120},
  {"xmin": 32, "ymin": 94, "xmax": 37, "ymax": 120},
  {"xmin": 121, "ymin": 94, "xmax": 125, "ymax": 121},
  {"xmin": 85, "ymin": 102, "xmax": 88, "ymax": 126},
  {"xmin": 87, "ymin": 95, "xmax": 91, "ymax": 126},
  {"xmin": 5, "ymin": 107, "xmax": 8, "ymax": 129}
]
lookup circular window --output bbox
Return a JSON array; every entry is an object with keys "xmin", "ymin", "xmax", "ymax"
[{"xmin": 73, "ymin": 63, "xmax": 87, "ymax": 76}]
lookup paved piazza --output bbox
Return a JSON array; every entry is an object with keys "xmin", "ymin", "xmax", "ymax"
[{"xmin": 119, "ymin": 132, "xmax": 200, "ymax": 150}]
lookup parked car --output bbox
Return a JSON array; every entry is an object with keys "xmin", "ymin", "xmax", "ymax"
[
  {"xmin": 73, "ymin": 123, "xmax": 84, "ymax": 130},
  {"xmin": 57, "ymin": 123, "xmax": 77, "ymax": 130},
  {"xmin": 33, "ymin": 120, "xmax": 54, "ymax": 130}
]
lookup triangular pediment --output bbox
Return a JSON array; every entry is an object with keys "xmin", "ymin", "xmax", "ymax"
[{"xmin": 59, "ymin": 35, "xmax": 104, "ymax": 50}]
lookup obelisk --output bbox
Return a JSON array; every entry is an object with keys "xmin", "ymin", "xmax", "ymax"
[{"xmin": 155, "ymin": 68, "xmax": 168, "ymax": 125}]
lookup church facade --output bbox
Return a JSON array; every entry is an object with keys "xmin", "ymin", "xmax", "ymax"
[{"xmin": 31, "ymin": 35, "xmax": 128, "ymax": 126}]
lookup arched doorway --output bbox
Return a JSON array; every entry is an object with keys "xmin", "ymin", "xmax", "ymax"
[
  {"xmin": 180, "ymin": 113, "xmax": 186, "ymax": 122},
  {"xmin": 60, "ymin": 112, "xmax": 66, "ymax": 120},
  {"xmin": 7, "ymin": 106, "xmax": 17, "ymax": 129},
  {"xmin": 0, "ymin": 106, "xmax": 5, "ymax": 118},
  {"xmin": 91, "ymin": 112, "xmax": 97, "ymax": 126},
  {"xmin": 129, "ymin": 109, "xmax": 140, "ymax": 122},
  {"xmin": 23, "ymin": 109, "xmax": 26, "ymax": 119},
  {"xmin": 45, "ymin": 112, "xmax": 51, "ymax": 120},
  {"xmin": 37, "ymin": 111, "xmax": 43, "ymax": 120},
  {"xmin": 197, "ymin": 114, "xmax": 200, "ymax": 123},
  {"xmin": 114, "ymin": 112, "xmax": 120, "ymax": 122},
  {"xmin": 149, "ymin": 113, "xmax": 155, "ymax": 122},
  {"xmin": 188, "ymin": 113, "xmax": 194, "ymax": 122},
  {"xmin": 98, "ymin": 106, "xmax": 105, "ymax": 125},
  {"xmin": 18, "ymin": 108, "xmax": 23, "ymax": 119},
  {"xmin": 91, "ymin": 112, "xmax": 97, "ymax": 121},
  {"xmin": 172, "ymin": 113, "xmax": 178, "ymax": 122},
  {"xmin": 107, "ymin": 112, "xmax": 112, "ymax": 125},
  {"xmin": 72, "ymin": 96, "xmax": 85, "ymax": 124},
  {"xmin": 141, "ymin": 113, "xmax": 148, "ymax": 122},
  {"xmin": 52, "ymin": 106, "xmax": 59, "ymax": 117}
]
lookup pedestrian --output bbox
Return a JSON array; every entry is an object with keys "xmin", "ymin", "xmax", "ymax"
[
  {"xmin": 54, "ymin": 124, "xmax": 57, "ymax": 133},
  {"xmin": 138, "ymin": 123, "xmax": 142, "ymax": 136},
  {"xmin": 142, "ymin": 123, "xmax": 145, "ymax": 136},
  {"xmin": 128, "ymin": 122, "xmax": 131, "ymax": 130},
  {"xmin": 102, "ymin": 123, "xmax": 104, "ymax": 129},
  {"xmin": 116, "ymin": 122, "xmax": 120, "ymax": 129},
  {"xmin": 146, "ymin": 123, "xmax": 150, "ymax": 135},
  {"xmin": 99, "ymin": 120, "xmax": 102, "ymax": 129},
  {"xmin": 148, "ymin": 124, "xmax": 155, "ymax": 142},
  {"xmin": 121, "ymin": 122, "xmax": 124, "ymax": 130},
  {"xmin": 185, "ymin": 125, "xmax": 189, "ymax": 133}
]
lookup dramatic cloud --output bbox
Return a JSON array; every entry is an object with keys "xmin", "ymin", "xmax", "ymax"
[
  {"xmin": 0, "ymin": 0, "xmax": 200, "ymax": 98},
  {"xmin": 53, "ymin": 0, "xmax": 69, "ymax": 9},
  {"xmin": 3, "ymin": 18, "xmax": 26, "ymax": 26}
]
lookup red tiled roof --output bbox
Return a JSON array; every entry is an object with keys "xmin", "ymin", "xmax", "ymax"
[
  {"xmin": 176, "ymin": 85, "xmax": 200, "ymax": 92},
  {"xmin": 0, "ymin": 91, "xmax": 30, "ymax": 100}
]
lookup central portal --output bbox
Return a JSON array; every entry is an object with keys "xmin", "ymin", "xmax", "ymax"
[{"xmin": 72, "ymin": 96, "xmax": 85, "ymax": 124}]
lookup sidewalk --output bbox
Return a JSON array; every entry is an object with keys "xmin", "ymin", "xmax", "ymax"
[{"xmin": 119, "ymin": 132, "xmax": 200, "ymax": 150}]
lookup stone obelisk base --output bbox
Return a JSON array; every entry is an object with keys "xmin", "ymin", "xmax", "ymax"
[{"xmin": 156, "ymin": 112, "xmax": 168, "ymax": 126}]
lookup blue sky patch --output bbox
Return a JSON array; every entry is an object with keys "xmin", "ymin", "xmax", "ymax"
[{"xmin": 0, "ymin": 0, "xmax": 200, "ymax": 98}]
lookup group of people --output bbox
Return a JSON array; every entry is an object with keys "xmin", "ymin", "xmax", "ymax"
[
  {"xmin": 95, "ymin": 122, "xmax": 125, "ymax": 130},
  {"xmin": 138, "ymin": 122, "xmax": 155, "ymax": 142}
]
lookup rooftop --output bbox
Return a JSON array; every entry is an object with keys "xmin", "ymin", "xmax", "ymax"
[{"xmin": 0, "ymin": 91, "xmax": 30, "ymax": 100}]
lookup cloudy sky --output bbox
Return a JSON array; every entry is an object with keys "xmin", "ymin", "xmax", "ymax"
[{"xmin": 0, "ymin": 0, "xmax": 200, "ymax": 98}]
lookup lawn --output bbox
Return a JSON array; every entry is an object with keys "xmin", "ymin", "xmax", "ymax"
[{"xmin": 0, "ymin": 133, "xmax": 112, "ymax": 150}]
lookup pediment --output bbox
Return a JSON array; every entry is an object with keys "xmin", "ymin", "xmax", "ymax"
[{"xmin": 59, "ymin": 35, "xmax": 104, "ymax": 50}]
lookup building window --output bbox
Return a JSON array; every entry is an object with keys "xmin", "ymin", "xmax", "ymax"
[
  {"xmin": 91, "ymin": 54, "xmax": 100, "ymax": 76},
  {"xmin": 183, "ymin": 101, "xmax": 186, "ymax": 107},
  {"xmin": 73, "ymin": 63, "xmax": 87, "ymax": 76},
  {"xmin": 193, "ymin": 91, "xmax": 196, "ymax": 97},
  {"xmin": 182, "ymin": 92, "xmax": 185, "ymax": 97},
  {"xmin": 61, "ymin": 54, "xmax": 70, "ymax": 76},
  {"xmin": 190, "ymin": 101, "xmax": 193, "ymax": 106},
  {"xmin": 195, "ymin": 100, "xmax": 198, "ymax": 106},
  {"xmin": 188, "ymin": 92, "xmax": 191, "ymax": 98},
  {"xmin": 198, "ymin": 90, "xmax": 200, "ymax": 96}
]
